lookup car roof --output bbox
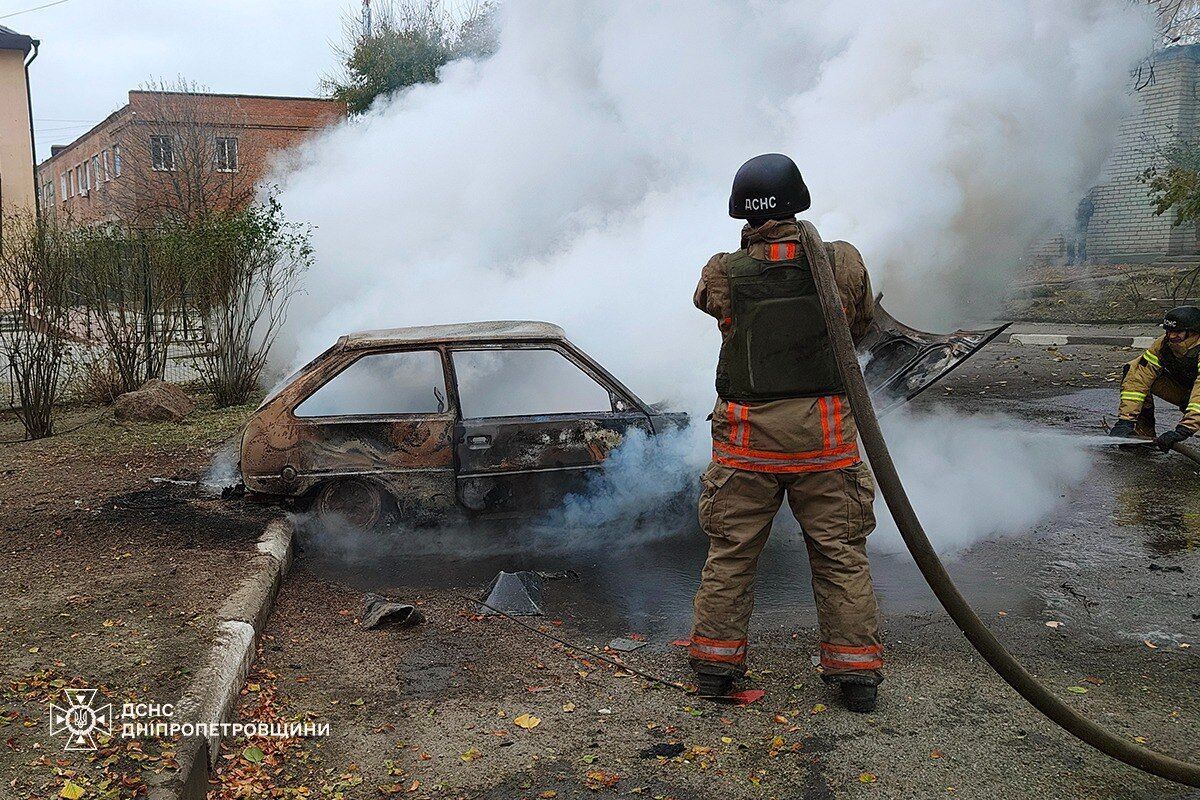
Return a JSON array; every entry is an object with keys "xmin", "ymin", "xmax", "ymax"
[{"xmin": 338, "ymin": 320, "xmax": 568, "ymax": 349}]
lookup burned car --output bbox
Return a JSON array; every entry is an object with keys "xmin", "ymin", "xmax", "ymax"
[{"xmin": 240, "ymin": 312, "xmax": 1007, "ymax": 527}]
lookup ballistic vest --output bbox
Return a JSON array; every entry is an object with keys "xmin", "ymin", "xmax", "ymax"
[
  {"xmin": 715, "ymin": 247, "xmax": 843, "ymax": 402},
  {"xmin": 1162, "ymin": 344, "xmax": 1198, "ymax": 389}
]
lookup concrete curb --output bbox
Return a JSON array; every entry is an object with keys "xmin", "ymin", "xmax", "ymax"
[
  {"xmin": 147, "ymin": 518, "xmax": 294, "ymax": 800},
  {"xmin": 1009, "ymin": 333, "xmax": 1157, "ymax": 348}
]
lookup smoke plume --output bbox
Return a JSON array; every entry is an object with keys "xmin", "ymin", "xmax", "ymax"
[{"xmin": 269, "ymin": 0, "xmax": 1149, "ymax": 558}]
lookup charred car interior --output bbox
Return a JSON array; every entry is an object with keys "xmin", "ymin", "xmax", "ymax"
[{"xmin": 240, "ymin": 311, "xmax": 1007, "ymax": 527}]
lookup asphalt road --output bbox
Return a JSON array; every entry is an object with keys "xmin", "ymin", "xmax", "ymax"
[{"xmin": 215, "ymin": 339, "xmax": 1200, "ymax": 800}]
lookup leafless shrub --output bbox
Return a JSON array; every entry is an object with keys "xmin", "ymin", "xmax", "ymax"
[
  {"xmin": 74, "ymin": 225, "xmax": 190, "ymax": 395},
  {"xmin": 0, "ymin": 213, "xmax": 76, "ymax": 439},
  {"xmin": 74, "ymin": 354, "xmax": 125, "ymax": 406}
]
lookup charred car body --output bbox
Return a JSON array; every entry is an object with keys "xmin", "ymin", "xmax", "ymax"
[{"xmin": 240, "ymin": 312, "xmax": 1007, "ymax": 527}]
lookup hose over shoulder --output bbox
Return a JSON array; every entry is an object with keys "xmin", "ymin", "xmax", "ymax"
[{"xmin": 797, "ymin": 220, "xmax": 1200, "ymax": 788}]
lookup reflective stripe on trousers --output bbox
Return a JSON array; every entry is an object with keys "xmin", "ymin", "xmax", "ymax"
[
  {"xmin": 820, "ymin": 642, "xmax": 883, "ymax": 671},
  {"xmin": 689, "ymin": 635, "xmax": 748, "ymax": 666}
]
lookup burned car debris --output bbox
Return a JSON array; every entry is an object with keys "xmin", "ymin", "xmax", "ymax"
[{"xmin": 240, "ymin": 313, "xmax": 1007, "ymax": 527}]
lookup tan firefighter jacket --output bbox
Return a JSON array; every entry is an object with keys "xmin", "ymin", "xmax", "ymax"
[
  {"xmin": 694, "ymin": 219, "xmax": 874, "ymax": 472},
  {"xmin": 1118, "ymin": 332, "xmax": 1200, "ymax": 432}
]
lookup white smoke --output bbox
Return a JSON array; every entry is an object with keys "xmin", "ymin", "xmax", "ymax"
[
  {"xmin": 870, "ymin": 407, "xmax": 1093, "ymax": 555},
  {"xmin": 272, "ymin": 0, "xmax": 1154, "ymax": 411},
  {"xmin": 268, "ymin": 0, "xmax": 1151, "ymax": 556}
]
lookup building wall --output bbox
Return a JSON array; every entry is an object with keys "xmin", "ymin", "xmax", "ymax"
[
  {"xmin": 1084, "ymin": 45, "xmax": 1200, "ymax": 262},
  {"xmin": 0, "ymin": 48, "xmax": 35, "ymax": 218},
  {"xmin": 36, "ymin": 91, "xmax": 345, "ymax": 224}
]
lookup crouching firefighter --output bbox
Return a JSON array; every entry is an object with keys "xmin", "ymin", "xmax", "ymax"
[
  {"xmin": 1109, "ymin": 306, "xmax": 1200, "ymax": 452},
  {"xmin": 689, "ymin": 153, "xmax": 883, "ymax": 712}
]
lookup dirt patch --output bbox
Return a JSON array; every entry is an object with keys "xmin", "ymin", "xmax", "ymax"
[{"xmin": 0, "ymin": 399, "xmax": 277, "ymax": 799}]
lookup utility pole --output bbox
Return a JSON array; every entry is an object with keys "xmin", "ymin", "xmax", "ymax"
[{"xmin": 362, "ymin": 0, "xmax": 372, "ymax": 38}]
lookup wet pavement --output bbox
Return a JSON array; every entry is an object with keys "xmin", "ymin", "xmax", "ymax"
[{"xmin": 298, "ymin": 343, "xmax": 1200, "ymax": 650}]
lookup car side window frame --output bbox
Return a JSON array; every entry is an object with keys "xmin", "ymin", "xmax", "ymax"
[
  {"xmin": 286, "ymin": 345, "xmax": 457, "ymax": 422},
  {"xmin": 446, "ymin": 341, "xmax": 639, "ymax": 421}
]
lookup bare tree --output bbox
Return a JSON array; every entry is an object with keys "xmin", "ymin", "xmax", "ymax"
[
  {"xmin": 110, "ymin": 78, "xmax": 255, "ymax": 224},
  {"xmin": 1151, "ymin": 0, "xmax": 1200, "ymax": 44},
  {"xmin": 0, "ymin": 213, "xmax": 76, "ymax": 438}
]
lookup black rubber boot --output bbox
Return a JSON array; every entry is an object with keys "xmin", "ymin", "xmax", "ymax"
[
  {"xmin": 694, "ymin": 672, "xmax": 734, "ymax": 699},
  {"xmin": 840, "ymin": 682, "xmax": 877, "ymax": 713}
]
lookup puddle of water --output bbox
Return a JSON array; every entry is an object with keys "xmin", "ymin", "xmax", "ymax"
[{"xmin": 300, "ymin": 513, "xmax": 1018, "ymax": 638}]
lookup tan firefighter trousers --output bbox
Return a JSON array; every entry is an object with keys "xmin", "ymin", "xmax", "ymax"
[{"xmin": 689, "ymin": 461, "xmax": 883, "ymax": 682}]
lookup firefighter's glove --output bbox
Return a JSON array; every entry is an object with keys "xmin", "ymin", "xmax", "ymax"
[
  {"xmin": 1155, "ymin": 425, "xmax": 1194, "ymax": 453},
  {"xmin": 1108, "ymin": 419, "xmax": 1137, "ymax": 438}
]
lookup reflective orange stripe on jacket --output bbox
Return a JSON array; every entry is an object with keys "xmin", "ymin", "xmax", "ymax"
[
  {"xmin": 820, "ymin": 642, "xmax": 883, "ymax": 671},
  {"xmin": 714, "ymin": 397, "xmax": 860, "ymax": 473},
  {"xmin": 689, "ymin": 635, "xmax": 747, "ymax": 665}
]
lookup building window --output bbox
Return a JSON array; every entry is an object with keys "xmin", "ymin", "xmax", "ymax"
[
  {"xmin": 150, "ymin": 135, "xmax": 175, "ymax": 171},
  {"xmin": 44, "ymin": 181, "xmax": 54, "ymax": 208},
  {"xmin": 60, "ymin": 172, "xmax": 67, "ymax": 199},
  {"xmin": 75, "ymin": 165, "xmax": 83, "ymax": 195},
  {"xmin": 113, "ymin": 144, "xmax": 122, "ymax": 177},
  {"xmin": 102, "ymin": 150, "xmax": 111, "ymax": 181},
  {"xmin": 214, "ymin": 137, "xmax": 239, "ymax": 172},
  {"xmin": 91, "ymin": 155, "xmax": 101, "ymax": 187}
]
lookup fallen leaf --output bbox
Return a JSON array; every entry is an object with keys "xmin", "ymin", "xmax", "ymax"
[
  {"xmin": 1083, "ymin": 676, "xmax": 1105, "ymax": 685},
  {"xmin": 60, "ymin": 782, "xmax": 85, "ymax": 800},
  {"xmin": 1045, "ymin": 621, "xmax": 1062, "ymax": 629},
  {"xmin": 539, "ymin": 792, "xmax": 557, "ymax": 799},
  {"xmin": 514, "ymin": 714, "xmax": 541, "ymax": 729},
  {"xmin": 810, "ymin": 704, "xmax": 827, "ymax": 715},
  {"xmin": 930, "ymin": 749, "xmax": 944, "ymax": 759},
  {"xmin": 461, "ymin": 748, "xmax": 482, "ymax": 762},
  {"xmin": 773, "ymin": 714, "xmax": 788, "ymax": 724},
  {"xmin": 561, "ymin": 703, "xmax": 576, "ymax": 713},
  {"xmin": 1144, "ymin": 640, "xmax": 1158, "ymax": 649},
  {"xmin": 860, "ymin": 772, "xmax": 877, "ymax": 783},
  {"xmin": 1066, "ymin": 686, "xmax": 1088, "ymax": 694},
  {"xmin": 720, "ymin": 736, "xmax": 733, "ymax": 744},
  {"xmin": 671, "ymin": 639, "xmax": 691, "ymax": 647},
  {"xmin": 242, "ymin": 745, "xmax": 264, "ymax": 764}
]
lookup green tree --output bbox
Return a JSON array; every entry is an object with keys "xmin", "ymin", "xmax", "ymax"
[
  {"xmin": 324, "ymin": 1, "xmax": 497, "ymax": 115},
  {"xmin": 1144, "ymin": 141, "xmax": 1200, "ymax": 225}
]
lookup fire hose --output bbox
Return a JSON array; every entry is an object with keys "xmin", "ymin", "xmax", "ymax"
[{"xmin": 798, "ymin": 220, "xmax": 1200, "ymax": 787}]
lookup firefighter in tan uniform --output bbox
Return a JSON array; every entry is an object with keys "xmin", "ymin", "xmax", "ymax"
[
  {"xmin": 1109, "ymin": 306, "xmax": 1200, "ymax": 451},
  {"xmin": 689, "ymin": 153, "xmax": 883, "ymax": 712}
]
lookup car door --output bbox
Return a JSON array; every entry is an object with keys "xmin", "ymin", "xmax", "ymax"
[
  {"xmin": 449, "ymin": 343, "xmax": 653, "ymax": 515},
  {"xmin": 283, "ymin": 347, "xmax": 458, "ymax": 513}
]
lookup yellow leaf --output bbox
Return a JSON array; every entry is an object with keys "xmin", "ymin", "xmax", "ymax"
[
  {"xmin": 720, "ymin": 736, "xmax": 733, "ymax": 744},
  {"xmin": 460, "ymin": 748, "xmax": 481, "ymax": 762},
  {"xmin": 810, "ymin": 704, "xmax": 827, "ymax": 715},
  {"xmin": 1133, "ymin": 736, "xmax": 1148, "ymax": 744},
  {"xmin": 859, "ymin": 772, "xmax": 877, "ymax": 783},
  {"xmin": 514, "ymin": 713, "xmax": 541, "ymax": 730},
  {"xmin": 60, "ymin": 782, "xmax": 85, "ymax": 800},
  {"xmin": 561, "ymin": 703, "xmax": 576, "ymax": 713}
]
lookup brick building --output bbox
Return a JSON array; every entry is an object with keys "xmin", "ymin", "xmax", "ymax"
[
  {"xmin": 36, "ymin": 90, "xmax": 344, "ymax": 224},
  {"xmin": 1044, "ymin": 45, "xmax": 1200, "ymax": 265}
]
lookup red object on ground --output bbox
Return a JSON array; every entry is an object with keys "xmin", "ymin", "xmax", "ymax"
[
  {"xmin": 670, "ymin": 639, "xmax": 691, "ymax": 647},
  {"xmin": 728, "ymin": 689, "xmax": 765, "ymax": 706}
]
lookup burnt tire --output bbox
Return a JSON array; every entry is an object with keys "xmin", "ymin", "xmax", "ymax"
[{"xmin": 311, "ymin": 479, "xmax": 395, "ymax": 530}]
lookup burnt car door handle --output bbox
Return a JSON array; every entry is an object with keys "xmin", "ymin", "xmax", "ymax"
[{"xmin": 467, "ymin": 434, "xmax": 492, "ymax": 450}]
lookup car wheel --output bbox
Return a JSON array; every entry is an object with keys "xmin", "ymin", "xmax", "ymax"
[{"xmin": 312, "ymin": 479, "xmax": 394, "ymax": 530}]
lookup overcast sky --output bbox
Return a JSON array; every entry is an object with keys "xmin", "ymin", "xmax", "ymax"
[{"xmin": 3, "ymin": 0, "xmax": 354, "ymax": 160}]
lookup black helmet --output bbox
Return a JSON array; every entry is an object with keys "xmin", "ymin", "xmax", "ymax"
[
  {"xmin": 728, "ymin": 153, "xmax": 811, "ymax": 219},
  {"xmin": 1163, "ymin": 306, "xmax": 1200, "ymax": 333}
]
